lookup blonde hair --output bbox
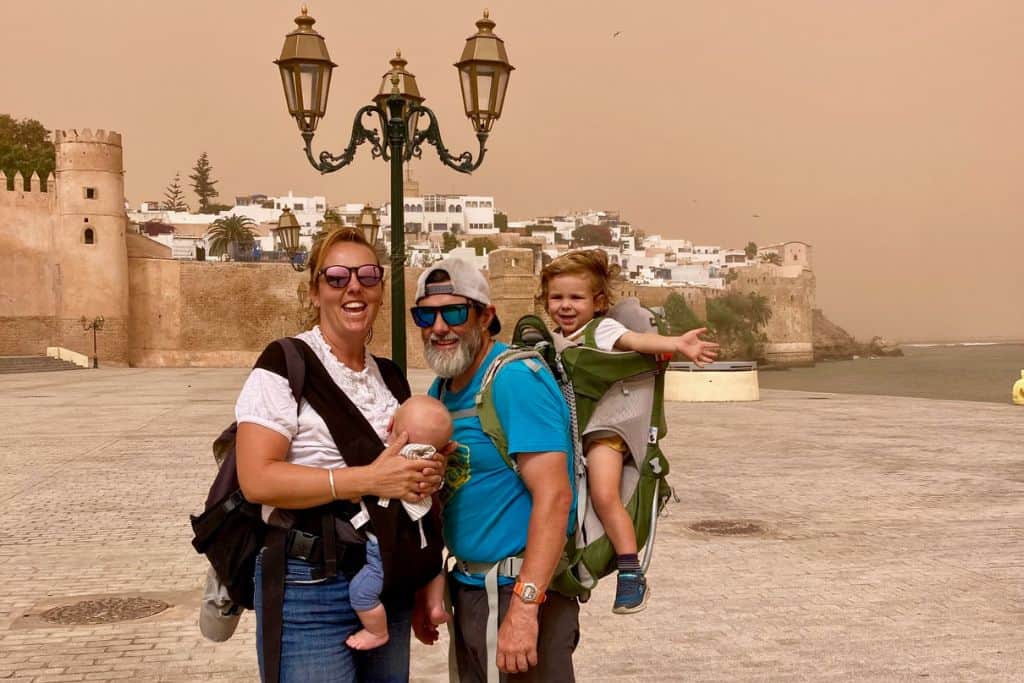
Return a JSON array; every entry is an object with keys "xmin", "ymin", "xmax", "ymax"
[
  {"xmin": 302, "ymin": 227, "xmax": 382, "ymax": 330},
  {"xmin": 537, "ymin": 249, "xmax": 621, "ymax": 312}
]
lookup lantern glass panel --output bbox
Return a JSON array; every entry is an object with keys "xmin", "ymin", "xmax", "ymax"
[
  {"xmin": 475, "ymin": 69, "xmax": 494, "ymax": 113},
  {"xmin": 299, "ymin": 65, "xmax": 318, "ymax": 112},
  {"xmin": 280, "ymin": 67, "xmax": 298, "ymax": 113},
  {"xmin": 318, "ymin": 68, "xmax": 331, "ymax": 115},
  {"xmin": 459, "ymin": 68, "xmax": 475, "ymax": 117},
  {"xmin": 494, "ymin": 69, "xmax": 509, "ymax": 116}
]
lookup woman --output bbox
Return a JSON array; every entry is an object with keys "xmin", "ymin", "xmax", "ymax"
[{"xmin": 235, "ymin": 227, "xmax": 444, "ymax": 682}]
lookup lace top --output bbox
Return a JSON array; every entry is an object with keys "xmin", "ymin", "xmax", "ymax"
[{"xmin": 234, "ymin": 325, "xmax": 399, "ymax": 470}]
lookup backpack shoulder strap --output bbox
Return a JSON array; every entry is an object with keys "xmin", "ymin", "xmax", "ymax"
[
  {"xmin": 582, "ymin": 317, "xmax": 604, "ymax": 349},
  {"xmin": 279, "ymin": 338, "xmax": 306, "ymax": 403},
  {"xmin": 471, "ymin": 348, "xmax": 547, "ymax": 473}
]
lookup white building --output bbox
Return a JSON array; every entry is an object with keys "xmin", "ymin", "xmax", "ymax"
[
  {"xmin": 379, "ymin": 194, "xmax": 497, "ymax": 252},
  {"xmin": 129, "ymin": 191, "xmax": 337, "ymax": 259}
]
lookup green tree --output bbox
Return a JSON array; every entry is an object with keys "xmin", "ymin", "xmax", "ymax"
[
  {"xmin": 494, "ymin": 211, "xmax": 508, "ymax": 231},
  {"xmin": 663, "ymin": 292, "xmax": 703, "ymax": 335},
  {"xmin": 467, "ymin": 237, "xmax": 497, "ymax": 256},
  {"xmin": 706, "ymin": 292, "xmax": 772, "ymax": 360},
  {"xmin": 744, "ymin": 241, "xmax": 757, "ymax": 260},
  {"xmin": 442, "ymin": 231, "xmax": 459, "ymax": 252},
  {"xmin": 571, "ymin": 224, "xmax": 614, "ymax": 247},
  {"xmin": 206, "ymin": 214, "xmax": 257, "ymax": 259},
  {"xmin": 0, "ymin": 115, "xmax": 55, "ymax": 190},
  {"xmin": 759, "ymin": 251, "xmax": 782, "ymax": 266},
  {"xmin": 162, "ymin": 172, "xmax": 189, "ymax": 211},
  {"xmin": 189, "ymin": 152, "xmax": 220, "ymax": 212}
]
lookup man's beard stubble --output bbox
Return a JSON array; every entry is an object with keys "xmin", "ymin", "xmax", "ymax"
[{"xmin": 424, "ymin": 323, "xmax": 483, "ymax": 379}]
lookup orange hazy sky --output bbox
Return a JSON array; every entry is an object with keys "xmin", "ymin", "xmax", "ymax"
[{"xmin": 4, "ymin": 0, "xmax": 1021, "ymax": 342}]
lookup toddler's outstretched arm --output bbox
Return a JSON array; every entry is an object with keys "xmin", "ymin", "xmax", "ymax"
[{"xmin": 614, "ymin": 327, "xmax": 720, "ymax": 366}]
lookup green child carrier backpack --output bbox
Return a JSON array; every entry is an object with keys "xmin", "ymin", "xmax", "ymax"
[{"xmin": 474, "ymin": 298, "xmax": 675, "ymax": 601}]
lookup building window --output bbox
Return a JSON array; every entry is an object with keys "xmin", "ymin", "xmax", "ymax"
[
  {"xmin": 294, "ymin": 203, "xmax": 304, "ymax": 211},
  {"xmin": 84, "ymin": 187, "xmax": 97, "ymax": 199},
  {"xmin": 83, "ymin": 228, "xmax": 95, "ymax": 244}
]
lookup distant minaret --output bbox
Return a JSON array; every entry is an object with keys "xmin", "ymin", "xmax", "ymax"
[
  {"xmin": 405, "ymin": 164, "xmax": 420, "ymax": 197},
  {"xmin": 53, "ymin": 129, "xmax": 130, "ymax": 364}
]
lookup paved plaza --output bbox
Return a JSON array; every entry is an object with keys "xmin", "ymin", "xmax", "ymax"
[{"xmin": 1, "ymin": 367, "xmax": 1022, "ymax": 682}]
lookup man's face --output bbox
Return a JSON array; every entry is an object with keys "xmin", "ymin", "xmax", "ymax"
[{"xmin": 415, "ymin": 292, "xmax": 490, "ymax": 379}]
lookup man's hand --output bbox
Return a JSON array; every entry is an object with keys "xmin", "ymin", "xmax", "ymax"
[
  {"xmin": 496, "ymin": 600, "xmax": 539, "ymax": 674},
  {"xmin": 675, "ymin": 327, "xmax": 720, "ymax": 366},
  {"xmin": 412, "ymin": 590, "xmax": 440, "ymax": 645}
]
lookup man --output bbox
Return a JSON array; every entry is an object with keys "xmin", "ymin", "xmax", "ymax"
[{"xmin": 411, "ymin": 257, "xmax": 577, "ymax": 682}]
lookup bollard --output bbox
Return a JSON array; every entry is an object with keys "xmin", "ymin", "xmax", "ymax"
[{"xmin": 1013, "ymin": 370, "xmax": 1024, "ymax": 405}]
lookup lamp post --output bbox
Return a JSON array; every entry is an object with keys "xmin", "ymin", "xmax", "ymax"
[
  {"xmin": 273, "ymin": 207, "xmax": 304, "ymax": 271},
  {"xmin": 79, "ymin": 315, "xmax": 105, "ymax": 368},
  {"xmin": 356, "ymin": 204, "xmax": 384, "ymax": 261},
  {"xmin": 275, "ymin": 7, "xmax": 513, "ymax": 371}
]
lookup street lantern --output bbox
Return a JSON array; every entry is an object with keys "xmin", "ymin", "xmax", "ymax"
[
  {"xmin": 274, "ymin": 6, "xmax": 337, "ymax": 134},
  {"xmin": 374, "ymin": 51, "xmax": 425, "ymax": 144},
  {"xmin": 273, "ymin": 207, "xmax": 304, "ymax": 271},
  {"xmin": 356, "ymin": 204, "xmax": 380, "ymax": 247},
  {"xmin": 455, "ymin": 11, "xmax": 514, "ymax": 133},
  {"xmin": 80, "ymin": 315, "xmax": 105, "ymax": 369},
  {"xmin": 275, "ymin": 8, "xmax": 512, "ymax": 370}
]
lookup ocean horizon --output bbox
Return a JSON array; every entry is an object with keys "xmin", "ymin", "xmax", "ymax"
[{"xmin": 759, "ymin": 342, "xmax": 1024, "ymax": 404}]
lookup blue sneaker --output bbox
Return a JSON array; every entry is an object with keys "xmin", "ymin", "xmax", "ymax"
[{"xmin": 612, "ymin": 571, "xmax": 649, "ymax": 614}]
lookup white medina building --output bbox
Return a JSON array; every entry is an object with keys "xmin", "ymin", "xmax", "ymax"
[
  {"xmin": 129, "ymin": 191, "xmax": 332, "ymax": 258},
  {"xmin": 378, "ymin": 194, "xmax": 496, "ymax": 251}
]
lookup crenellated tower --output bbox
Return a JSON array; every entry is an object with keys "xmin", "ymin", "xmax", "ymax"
[{"xmin": 53, "ymin": 128, "xmax": 130, "ymax": 364}]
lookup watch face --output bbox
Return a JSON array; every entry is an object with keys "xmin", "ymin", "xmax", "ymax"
[{"xmin": 521, "ymin": 584, "xmax": 537, "ymax": 601}]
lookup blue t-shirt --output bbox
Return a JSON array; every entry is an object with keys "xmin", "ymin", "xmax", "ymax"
[{"xmin": 430, "ymin": 342, "xmax": 573, "ymax": 587}]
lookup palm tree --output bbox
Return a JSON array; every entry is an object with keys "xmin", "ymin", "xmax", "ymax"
[{"xmin": 206, "ymin": 214, "xmax": 257, "ymax": 259}]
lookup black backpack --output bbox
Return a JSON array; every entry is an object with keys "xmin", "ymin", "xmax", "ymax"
[{"xmin": 189, "ymin": 337, "xmax": 305, "ymax": 610}]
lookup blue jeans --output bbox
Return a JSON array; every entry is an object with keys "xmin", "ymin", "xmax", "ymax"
[{"xmin": 254, "ymin": 553, "xmax": 412, "ymax": 682}]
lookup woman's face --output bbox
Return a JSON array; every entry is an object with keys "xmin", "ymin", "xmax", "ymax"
[{"xmin": 310, "ymin": 241, "xmax": 383, "ymax": 345}]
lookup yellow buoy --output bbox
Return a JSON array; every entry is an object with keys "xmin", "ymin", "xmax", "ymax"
[{"xmin": 1014, "ymin": 370, "xmax": 1024, "ymax": 405}]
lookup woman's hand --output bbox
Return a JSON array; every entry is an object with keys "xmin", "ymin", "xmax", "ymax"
[{"xmin": 364, "ymin": 432, "xmax": 444, "ymax": 502}]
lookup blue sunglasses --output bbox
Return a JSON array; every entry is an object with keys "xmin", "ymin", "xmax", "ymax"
[{"xmin": 410, "ymin": 304, "xmax": 473, "ymax": 328}]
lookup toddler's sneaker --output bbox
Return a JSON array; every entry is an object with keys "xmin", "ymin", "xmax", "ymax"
[{"xmin": 612, "ymin": 571, "xmax": 649, "ymax": 614}]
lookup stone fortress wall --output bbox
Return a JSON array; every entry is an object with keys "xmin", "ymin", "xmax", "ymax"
[
  {"xmin": 0, "ymin": 126, "xmax": 815, "ymax": 368},
  {"xmin": 0, "ymin": 129, "xmax": 130, "ymax": 362}
]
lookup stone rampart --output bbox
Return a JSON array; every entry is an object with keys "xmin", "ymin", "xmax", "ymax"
[{"xmin": 728, "ymin": 265, "xmax": 815, "ymax": 366}]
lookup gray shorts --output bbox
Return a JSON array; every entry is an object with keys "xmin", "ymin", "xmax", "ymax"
[{"xmin": 449, "ymin": 574, "xmax": 580, "ymax": 683}]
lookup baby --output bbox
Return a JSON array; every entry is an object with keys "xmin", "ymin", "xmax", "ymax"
[{"xmin": 345, "ymin": 395, "xmax": 452, "ymax": 650}]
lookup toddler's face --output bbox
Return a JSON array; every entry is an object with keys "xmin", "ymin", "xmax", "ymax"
[{"xmin": 546, "ymin": 273, "xmax": 604, "ymax": 335}]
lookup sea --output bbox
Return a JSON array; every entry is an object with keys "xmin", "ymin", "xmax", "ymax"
[{"xmin": 758, "ymin": 342, "xmax": 1024, "ymax": 404}]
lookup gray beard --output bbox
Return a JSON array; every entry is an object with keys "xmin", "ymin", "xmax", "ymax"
[{"xmin": 424, "ymin": 323, "xmax": 483, "ymax": 379}]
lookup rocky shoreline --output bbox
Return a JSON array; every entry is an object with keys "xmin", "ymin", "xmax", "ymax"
[{"xmin": 813, "ymin": 309, "xmax": 903, "ymax": 361}]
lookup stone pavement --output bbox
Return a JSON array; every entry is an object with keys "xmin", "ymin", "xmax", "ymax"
[{"xmin": 1, "ymin": 367, "xmax": 1022, "ymax": 682}]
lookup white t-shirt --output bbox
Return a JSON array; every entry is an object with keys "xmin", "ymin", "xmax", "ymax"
[
  {"xmin": 564, "ymin": 316, "xmax": 629, "ymax": 351},
  {"xmin": 234, "ymin": 326, "xmax": 399, "ymax": 520}
]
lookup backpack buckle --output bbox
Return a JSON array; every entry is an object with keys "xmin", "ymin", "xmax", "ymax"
[{"xmin": 286, "ymin": 530, "xmax": 318, "ymax": 562}]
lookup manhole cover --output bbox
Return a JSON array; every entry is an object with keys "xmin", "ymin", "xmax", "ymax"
[
  {"xmin": 40, "ymin": 597, "xmax": 170, "ymax": 625},
  {"xmin": 689, "ymin": 519, "xmax": 765, "ymax": 536}
]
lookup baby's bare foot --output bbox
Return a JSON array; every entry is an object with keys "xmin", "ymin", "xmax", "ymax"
[
  {"xmin": 427, "ymin": 603, "xmax": 450, "ymax": 626},
  {"xmin": 346, "ymin": 628, "xmax": 390, "ymax": 651}
]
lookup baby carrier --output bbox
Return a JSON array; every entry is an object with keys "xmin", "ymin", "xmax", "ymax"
[{"xmin": 474, "ymin": 298, "xmax": 674, "ymax": 600}]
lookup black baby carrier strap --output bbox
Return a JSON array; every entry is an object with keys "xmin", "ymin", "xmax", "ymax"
[{"xmin": 296, "ymin": 342, "xmax": 444, "ymax": 600}]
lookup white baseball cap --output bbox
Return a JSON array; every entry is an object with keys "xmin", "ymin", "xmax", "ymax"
[{"xmin": 414, "ymin": 257, "xmax": 501, "ymax": 334}]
